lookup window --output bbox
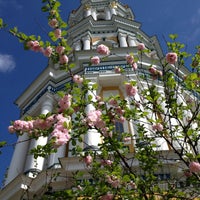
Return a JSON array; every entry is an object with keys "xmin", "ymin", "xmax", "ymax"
[{"xmin": 99, "ymin": 86, "xmax": 134, "ymax": 152}]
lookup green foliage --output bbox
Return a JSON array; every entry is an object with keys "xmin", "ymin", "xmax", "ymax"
[{"xmin": 0, "ymin": 141, "xmax": 6, "ymax": 155}]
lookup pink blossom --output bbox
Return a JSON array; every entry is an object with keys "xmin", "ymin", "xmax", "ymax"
[
  {"xmin": 77, "ymin": 185, "xmax": 83, "ymax": 191},
  {"xmin": 43, "ymin": 46, "xmax": 53, "ymax": 57},
  {"xmin": 55, "ymin": 115, "xmax": 71, "ymax": 129},
  {"xmin": 95, "ymin": 95, "xmax": 101, "ymax": 101},
  {"xmin": 98, "ymin": 101, "xmax": 105, "ymax": 107},
  {"xmin": 33, "ymin": 119, "xmax": 47, "ymax": 130},
  {"xmin": 106, "ymin": 175, "xmax": 120, "ymax": 188},
  {"xmin": 132, "ymin": 62, "xmax": 137, "ymax": 70},
  {"xmin": 123, "ymin": 137, "xmax": 131, "ymax": 142},
  {"xmin": 129, "ymin": 181, "xmax": 136, "ymax": 189},
  {"xmin": 189, "ymin": 161, "xmax": 200, "ymax": 173},
  {"xmin": 73, "ymin": 74, "xmax": 83, "ymax": 84},
  {"xmin": 184, "ymin": 170, "xmax": 192, "ymax": 177},
  {"xmin": 56, "ymin": 46, "xmax": 65, "ymax": 55},
  {"xmin": 101, "ymin": 127, "xmax": 111, "ymax": 137},
  {"xmin": 58, "ymin": 94, "xmax": 72, "ymax": 111},
  {"xmin": 152, "ymin": 123, "xmax": 163, "ymax": 132},
  {"xmin": 95, "ymin": 119, "xmax": 106, "ymax": 129},
  {"xmin": 114, "ymin": 66, "xmax": 122, "ymax": 73},
  {"xmin": 111, "ymin": 179, "xmax": 120, "ymax": 188},
  {"xmin": 149, "ymin": 66, "xmax": 157, "ymax": 75},
  {"xmin": 125, "ymin": 83, "xmax": 137, "ymax": 96},
  {"xmin": 117, "ymin": 116, "xmax": 125, "ymax": 123},
  {"xmin": 48, "ymin": 18, "xmax": 58, "ymax": 28},
  {"xmin": 166, "ymin": 52, "xmax": 178, "ymax": 64},
  {"xmin": 51, "ymin": 128, "xmax": 71, "ymax": 148},
  {"xmin": 101, "ymin": 159, "xmax": 113, "ymax": 166},
  {"xmin": 100, "ymin": 194, "xmax": 114, "ymax": 200},
  {"xmin": 54, "ymin": 28, "xmax": 62, "ymax": 39},
  {"xmin": 126, "ymin": 54, "xmax": 134, "ymax": 65},
  {"xmin": 137, "ymin": 43, "xmax": 145, "ymax": 51},
  {"xmin": 13, "ymin": 120, "xmax": 29, "ymax": 131},
  {"xmin": 8, "ymin": 125, "xmax": 15, "ymax": 133},
  {"xmin": 51, "ymin": 115, "xmax": 71, "ymax": 147},
  {"xmin": 97, "ymin": 44, "xmax": 110, "ymax": 55},
  {"xmin": 106, "ymin": 175, "xmax": 113, "ymax": 184},
  {"xmin": 115, "ymin": 106, "xmax": 125, "ymax": 115},
  {"xmin": 45, "ymin": 115, "xmax": 56, "ymax": 128},
  {"xmin": 86, "ymin": 110, "xmax": 102, "ymax": 126},
  {"xmin": 59, "ymin": 55, "xmax": 68, "ymax": 65},
  {"xmin": 27, "ymin": 40, "xmax": 43, "ymax": 52},
  {"xmin": 23, "ymin": 121, "xmax": 34, "ymax": 131},
  {"xmin": 91, "ymin": 56, "xmax": 100, "ymax": 65},
  {"xmin": 84, "ymin": 155, "xmax": 93, "ymax": 165},
  {"xmin": 109, "ymin": 98, "xmax": 118, "ymax": 107}
]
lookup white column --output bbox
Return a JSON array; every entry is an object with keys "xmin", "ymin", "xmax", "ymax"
[
  {"xmin": 105, "ymin": 7, "xmax": 111, "ymax": 20},
  {"xmin": 110, "ymin": 2, "xmax": 117, "ymax": 16},
  {"xmin": 74, "ymin": 40, "xmax": 82, "ymax": 51},
  {"xmin": 47, "ymin": 145, "xmax": 66, "ymax": 168},
  {"xmin": 5, "ymin": 133, "xmax": 30, "ymax": 185},
  {"xmin": 24, "ymin": 94, "xmax": 54, "ymax": 177},
  {"xmin": 84, "ymin": 5, "xmax": 92, "ymax": 18},
  {"xmin": 118, "ymin": 33, "xmax": 128, "ymax": 47},
  {"xmin": 128, "ymin": 35, "xmax": 137, "ymax": 47},
  {"xmin": 84, "ymin": 82, "xmax": 101, "ymax": 149},
  {"xmin": 82, "ymin": 35, "xmax": 91, "ymax": 50},
  {"xmin": 91, "ymin": 9, "xmax": 97, "ymax": 20}
]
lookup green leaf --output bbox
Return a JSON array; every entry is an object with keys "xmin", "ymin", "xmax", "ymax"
[
  {"xmin": 169, "ymin": 34, "xmax": 178, "ymax": 40},
  {"xmin": 54, "ymin": 1, "xmax": 61, "ymax": 9},
  {"xmin": 41, "ymin": 5, "xmax": 49, "ymax": 12},
  {"xmin": 0, "ymin": 18, "xmax": 4, "ymax": 28},
  {"xmin": 0, "ymin": 141, "xmax": 6, "ymax": 148}
]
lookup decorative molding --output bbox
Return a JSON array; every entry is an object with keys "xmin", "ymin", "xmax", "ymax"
[{"xmin": 110, "ymin": 1, "xmax": 117, "ymax": 9}]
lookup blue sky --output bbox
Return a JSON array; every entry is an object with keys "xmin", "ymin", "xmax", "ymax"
[{"xmin": 0, "ymin": 0, "xmax": 200, "ymax": 187}]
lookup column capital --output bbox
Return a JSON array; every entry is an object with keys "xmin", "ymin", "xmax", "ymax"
[
  {"xmin": 82, "ymin": 34, "xmax": 91, "ymax": 41},
  {"xmin": 110, "ymin": 1, "xmax": 117, "ymax": 8},
  {"xmin": 128, "ymin": 35, "xmax": 136, "ymax": 40},
  {"xmin": 41, "ymin": 92, "xmax": 55, "ymax": 104},
  {"xmin": 84, "ymin": 4, "xmax": 91, "ymax": 11},
  {"xmin": 40, "ymin": 93, "xmax": 55, "ymax": 115},
  {"xmin": 118, "ymin": 32, "xmax": 127, "ymax": 38}
]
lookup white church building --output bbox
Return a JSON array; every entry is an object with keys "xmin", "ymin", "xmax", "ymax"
[{"xmin": 0, "ymin": 0, "xmax": 193, "ymax": 199}]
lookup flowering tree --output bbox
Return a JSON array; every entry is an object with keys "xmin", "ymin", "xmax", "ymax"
[{"xmin": 1, "ymin": 0, "xmax": 200, "ymax": 199}]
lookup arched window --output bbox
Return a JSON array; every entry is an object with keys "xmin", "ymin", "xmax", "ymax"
[
  {"xmin": 99, "ymin": 86, "xmax": 134, "ymax": 152},
  {"xmin": 97, "ymin": 11, "xmax": 106, "ymax": 21}
]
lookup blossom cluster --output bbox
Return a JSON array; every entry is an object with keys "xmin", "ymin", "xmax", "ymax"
[
  {"xmin": 106, "ymin": 175, "xmax": 121, "ymax": 188},
  {"xmin": 51, "ymin": 114, "xmax": 71, "ymax": 148},
  {"xmin": 189, "ymin": 161, "xmax": 200, "ymax": 173},
  {"xmin": 86, "ymin": 110, "xmax": 102, "ymax": 127},
  {"xmin": 126, "ymin": 54, "xmax": 138, "ymax": 70},
  {"xmin": 58, "ymin": 94, "xmax": 72, "ymax": 112},
  {"xmin": 97, "ymin": 44, "xmax": 110, "ymax": 55},
  {"xmin": 108, "ymin": 98, "xmax": 125, "ymax": 123},
  {"xmin": 8, "ymin": 114, "xmax": 71, "ymax": 148},
  {"xmin": 26, "ymin": 12, "xmax": 69, "ymax": 66},
  {"xmin": 26, "ymin": 40, "xmax": 53, "ymax": 58},
  {"xmin": 166, "ymin": 52, "xmax": 178, "ymax": 64},
  {"xmin": 148, "ymin": 66, "xmax": 163, "ymax": 79},
  {"xmin": 152, "ymin": 123, "xmax": 163, "ymax": 132},
  {"xmin": 26, "ymin": 40, "xmax": 69, "ymax": 65},
  {"xmin": 73, "ymin": 74, "xmax": 83, "ymax": 84},
  {"xmin": 125, "ymin": 82, "xmax": 138, "ymax": 97}
]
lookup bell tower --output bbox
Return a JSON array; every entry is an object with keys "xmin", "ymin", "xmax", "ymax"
[{"xmin": 67, "ymin": 0, "xmax": 161, "ymax": 53}]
